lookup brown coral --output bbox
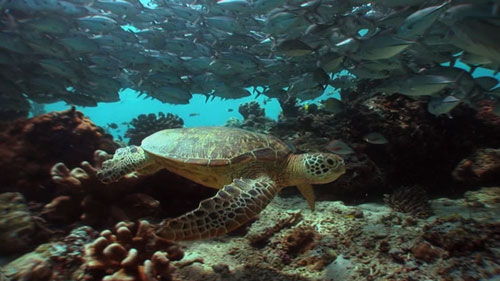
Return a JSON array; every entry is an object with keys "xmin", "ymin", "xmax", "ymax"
[
  {"xmin": 3, "ymin": 222, "xmax": 184, "ymax": 281},
  {"xmin": 278, "ymin": 225, "xmax": 319, "ymax": 265},
  {"xmin": 81, "ymin": 220, "xmax": 183, "ymax": 281},
  {"xmin": 422, "ymin": 216, "xmax": 500, "ymax": 256},
  {"xmin": 453, "ymin": 148, "xmax": 500, "ymax": 185},
  {"xmin": 474, "ymin": 99, "xmax": 500, "ymax": 126},
  {"xmin": 411, "ymin": 242, "xmax": 441, "ymax": 262},
  {"xmin": 45, "ymin": 150, "xmax": 158, "ymax": 226},
  {"xmin": 0, "ymin": 107, "xmax": 117, "ymax": 197},
  {"xmin": 247, "ymin": 211, "xmax": 302, "ymax": 247}
]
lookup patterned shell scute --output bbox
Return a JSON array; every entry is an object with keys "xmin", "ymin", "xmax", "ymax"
[{"xmin": 141, "ymin": 126, "xmax": 292, "ymax": 166}]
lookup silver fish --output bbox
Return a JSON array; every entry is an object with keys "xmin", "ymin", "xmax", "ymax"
[
  {"xmin": 363, "ymin": 132, "xmax": 388, "ymax": 145},
  {"xmin": 427, "ymin": 95, "xmax": 461, "ymax": 117}
]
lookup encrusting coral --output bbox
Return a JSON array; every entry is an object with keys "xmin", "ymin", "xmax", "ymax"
[
  {"xmin": 453, "ymin": 148, "xmax": 500, "ymax": 185},
  {"xmin": 125, "ymin": 112, "xmax": 184, "ymax": 145}
]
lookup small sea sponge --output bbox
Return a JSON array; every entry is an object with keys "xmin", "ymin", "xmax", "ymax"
[
  {"xmin": 278, "ymin": 225, "xmax": 319, "ymax": 265},
  {"xmin": 125, "ymin": 112, "xmax": 183, "ymax": 145},
  {"xmin": 411, "ymin": 242, "xmax": 441, "ymax": 262},
  {"xmin": 384, "ymin": 185, "xmax": 432, "ymax": 218}
]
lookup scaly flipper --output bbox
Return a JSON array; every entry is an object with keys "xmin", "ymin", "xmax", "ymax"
[{"xmin": 156, "ymin": 176, "xmax": 279, "ymax": 241}]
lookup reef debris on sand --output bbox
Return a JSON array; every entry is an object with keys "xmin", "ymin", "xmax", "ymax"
[{"xmin": 169, "ymin": 188, "xmax": 500, "ymax": 281}]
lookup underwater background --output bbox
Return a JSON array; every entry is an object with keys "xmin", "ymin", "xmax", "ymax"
[{"xmin": 1, "ymin": 0, "xmax": 500, "ymax": 280}]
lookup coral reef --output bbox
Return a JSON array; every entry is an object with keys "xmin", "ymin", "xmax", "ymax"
[
  {"xmin": 0, "ymin": 107, "xmax": 117, "ymax": 197},
  {"xmin": 464, "ymin": 186, "xmax": 500, "ymax": 209},
  {"xmin": 2, "ymin": 221, "xmax": 185, "ymax": 281},
  {"xmin": 0, "ymin": 192, "xmax": 35, "ymax": 254},
  {"xmin": 46, "ymin": 149, "xmax": 216, "ymax": 227},
  {"xmin": 232, "ymin": 101, "xmax": 275, "ymax": 133},
  {"xmin": 277, "ymin": 96, "xmax": 301, "ymax": 119},
  {"xmin": 243, "ymin": 87, "xmax": 500, "ymax": 198},
  {"xmin": 125, "ymin": 112, "xmax": 184, "ymax": 145},
  {"xmin": 78, "ymin": 220, "xmax": 183, "ymax": 281},
  {"xmin": 46, "ymin": 150, "xmax": 157, "ymax": 226},
  {"xmin": 452, "ymin": 148, "xmax": 500, "ymax": 185},
  {"xmin": 2, "ymin": 226, "xmax": 98, "ymax": 281},
  {"xmin": 238, "ymin": 101, "xmax": 265, "ymax": 120},
  {"xmin": 474, "ymin": 99, "xmax": 500, "ymax": 126},
  {"xmin": 383, "ymin": 186, "xmax": 433, "ymax": 218},
  {"xmin": 423, "ymin": 216, "xmax": 500, "ymax": 256}
]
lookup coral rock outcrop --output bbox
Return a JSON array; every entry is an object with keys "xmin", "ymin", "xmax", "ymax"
[
  {"xmin": 0, "ymin": 107, "xmax": 116, "ymax": 197},
  {"xmin": 0, "ymin": 192, "xmax": 35, "ymax": 254}
]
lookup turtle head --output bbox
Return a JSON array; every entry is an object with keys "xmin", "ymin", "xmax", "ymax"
[
  {"xmin": 289, "ymin": 153, "xmax": 345, "ymax": 185},
  {"xmin": 96, "ymin": 145, "xmax": 149, "ymax": 184}
]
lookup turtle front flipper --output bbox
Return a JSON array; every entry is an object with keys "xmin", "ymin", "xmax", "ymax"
[
  {"xmin": 156, "ymin": 176, "xmax": 279, "ymax": 241},
  {"xmin": 96, "ymin": 146, "xmax": 153, "ymax": 184}
]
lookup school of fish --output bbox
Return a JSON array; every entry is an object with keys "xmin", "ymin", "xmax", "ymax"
[{"xmin": 0, "ymin": 0, "xmax": 499, "ymax": 118}]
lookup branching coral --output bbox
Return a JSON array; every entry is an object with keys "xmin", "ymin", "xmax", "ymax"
[
  {"xmin": 125, "ymin": 112, "xmax": 184, "ymax": 145},
  {"xmin": 46, "ymin": 150, "xmax": 158, "ymax": 226},
  {"xmin": 233, "ymin": 101, "xmax": 275, "ymax": 133},
  {"xmin": 384, "ymin": 186, "xmax": 432, "ymax": 218},
  {"xmin": 81, "ymin": 220, "xmax": 183, "ymax": 281},
  {"xmin": 3, "ymin": 222, "xmax": 185, "ymax": 281},
  {"xmin": 238, "ymin": 101, "xmax": 265, "ymax": 120}
]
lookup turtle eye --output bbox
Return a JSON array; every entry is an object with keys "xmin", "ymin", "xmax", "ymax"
[{"xmin": 326, "ymin": 158, "xmax": 334, "ymax": 165}]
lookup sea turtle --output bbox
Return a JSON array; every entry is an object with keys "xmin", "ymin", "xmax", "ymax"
[{"xmin": 97, "ymin": 126, "xmax": 345, "ymax": 241}]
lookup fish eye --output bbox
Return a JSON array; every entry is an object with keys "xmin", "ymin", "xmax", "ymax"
[{"xmin": 327, "ymin": 158, "xmax": 334, "ymax": 165}]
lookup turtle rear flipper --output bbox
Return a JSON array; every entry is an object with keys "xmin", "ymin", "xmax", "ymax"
[{"xmin": 156, "ymin": 176, "xmax": 279, "ymax": 241}]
